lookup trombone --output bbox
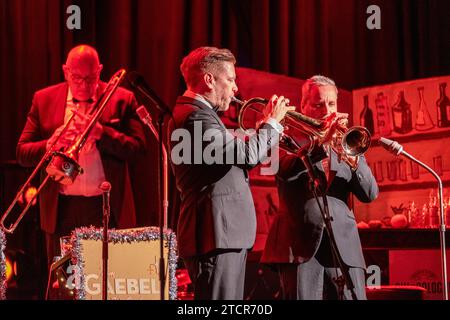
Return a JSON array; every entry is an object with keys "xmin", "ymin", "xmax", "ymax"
[
  {"xmin": 233, "ymin": 96, "xmax": 371, "ymax": 169},
  {"xmin": 0, "ymin": 69, "xmax": 126, "ymax": 234}
]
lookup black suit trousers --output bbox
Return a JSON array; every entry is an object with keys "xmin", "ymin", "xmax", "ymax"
[{"xmin": 44, "ymin": 194, "xmax": 116, "ymax": 266}]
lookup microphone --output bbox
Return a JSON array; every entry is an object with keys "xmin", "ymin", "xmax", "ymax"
[
  {"xmin": 136, "ymin": 105, "xmax": 159, "ymax": 141},
  {"xmin": 136, "ymin": 105, "xmax": 152, "ymax": 126},
  {"xmin": 99, "ymin": 180, "xmax": 111, "ymax": 301},
  {"xmin": 379, "ymin": 137, "xmax": 403, "ymax": 156},
  {"xmin": 99, "ymin": 181, "xmax": 111, "ymax": 211},
  {"xmin": 99, "ymin": 181, "xmax": 111, "ymax": 192},
  {"xmin": 127, "ymin": 71, "xmax": 170, "ymax": 114}
]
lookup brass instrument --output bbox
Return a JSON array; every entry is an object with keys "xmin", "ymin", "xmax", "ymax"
[
  {"xmin": 0, "ymin": 69, "xmax": 126, "ymax": 233},
  {"xmin": 233, "ymin": 96, "xmax": 371, "ymax": 169}
]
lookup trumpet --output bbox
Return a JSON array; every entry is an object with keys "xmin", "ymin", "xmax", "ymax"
[
  {"xmin": 233, "ymin": 96, "xmax": 371, "ymax": 169},
  {"xmin": 0, "ymin": 69, "xmax": 126, "ymax": 234}
]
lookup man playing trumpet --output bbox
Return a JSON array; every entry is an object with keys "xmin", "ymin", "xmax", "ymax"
[
  {"xmin": 262, "ymin": 75, "xmax": 379, "ymax": 300},
  {"xmin": 169, "ymin": 46, "xmax": 293, "ymax": 300}
]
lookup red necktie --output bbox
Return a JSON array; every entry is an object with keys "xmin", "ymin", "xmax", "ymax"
[{"xmin": 322, "ymin": 156, "xmax": 330, "ymax": 183}]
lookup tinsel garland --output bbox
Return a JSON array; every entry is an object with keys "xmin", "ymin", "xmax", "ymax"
[
  {"xmin": 0, "ymin": 229, "xmax": 6, "ymax": 300},
  {"xmin": 70, "ymin": 226, "xmax": 178, "ymax": 300}
]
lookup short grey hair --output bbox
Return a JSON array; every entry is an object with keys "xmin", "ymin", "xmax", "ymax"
[
  {"xmin": 301, "ymin": 75, "xmax": 338, "ymax": 110},
  {"xmin": 180, "ymin": 46, "xmax": 236, "ymax": 89}
]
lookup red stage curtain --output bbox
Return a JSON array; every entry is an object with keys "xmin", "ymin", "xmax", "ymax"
[{"xmin": 1, "ymin": 0, "xmax": 449, "ymax": 228}]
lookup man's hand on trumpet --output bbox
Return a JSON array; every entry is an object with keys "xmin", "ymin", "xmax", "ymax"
[
  {"xmin": 320, "ymin": 112, "xmax": 349, "ymax": 145},
  {"xmin": 46, "ymin": 125, "xmax": 79, "ymax": 151},
  {"xmin": 263, "ymin": 95, "xmax": 295, "ymax": 123},
  {"xmin": 72, "ymin": 109, "xmax": 104, "ymax": 142},
  {"xmin": 46, "ymin": 110, "xmax": 104, "ymax": 152},
  {"xmin": 321, "ymin": 112, "xmax": 360, "ymax": 168}
]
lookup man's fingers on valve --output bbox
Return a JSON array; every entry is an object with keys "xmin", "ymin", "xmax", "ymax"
[
  {"xmin": 270, "ymin": 94, "xmax": 278, "ymax": 103},
  {"xmin": 336, "ymin": 112, "xmax": 349, "ymax": 120},
  {"xmin": 72, "ymin": 109, "xmax": 93, "ymax": 124},
  {"xmin": 286, "ymin": 106, "xmax": 296, "ymax": 112},
  {"xmin": 264, "ymin": 95, "xmax": 277, "ymax": 114},
  {"xmin": 337, "ymin": 114, "xmax": 349, "ymax": 126},
  {"xmin": 275, "ymin": 95, "xmax": 287, "ymax": 106}
]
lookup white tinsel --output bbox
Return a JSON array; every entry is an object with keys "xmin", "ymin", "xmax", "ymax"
[{"xmin": 0, "ymin": 229, "xmax": 6, "ymax": 300}]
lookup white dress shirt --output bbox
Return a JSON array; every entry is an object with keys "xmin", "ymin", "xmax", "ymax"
[{"xmin": 59, "ymin": 88, "xmax": 106, "ymax": 196}]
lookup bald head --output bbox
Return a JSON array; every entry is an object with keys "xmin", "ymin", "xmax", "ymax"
[
  {"xmin": 63, "ymin": 45, "xmax": 103, "ymax": 101},
  {"xmin": 65, "ymin": 45, "xmax": 100, "ymax": 69}
]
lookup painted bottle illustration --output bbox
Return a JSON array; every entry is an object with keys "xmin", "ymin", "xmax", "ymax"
[
  {"xmin": 410, "ymin": 160, "xmax": 420, "ymax": 179},
  {"xmin": 387, "ymin": 160, "xmax": 398, "ymax": 181},
  {"xmin": 398, "ymin": 159, "xmax": 407, "ymax": 181},
  {"xmin": 408, "ymin": 201, "xmax": 419, "ymax": 227},
  {"xmin": 433, "ymin": 155, "xmax": 443, "ymax": 176},
  {"xmin": 372, "ymin": 161, "xmax": 384, "ymax": 182},
  {"xmin": 375, "ymin": 92, "xmax": 392, "ymax": 136},
  {"xmin": 360, "ymin": 95, "xmax": 375, "ymax": 135},
  {"xmin": 392, "ymin": 90, "xmax": 412, "ymax": 134},
  {"xmin": 429, "ymin": 193, "xmax": 439, "ymax": 228},
  {"xmin": 415, "ymin": 86, "xmax": 434, "ymax": 131},
  {"xmin": 446, "ymin": 197, "xmax": 450, "ymax": 228},
  {"xmin": 422, "ymin": 203, "xmax": 430, "ymax": 228},
  {"xmin": 437, "ymin": 82, "xmax": 450, "ymax": 128}
]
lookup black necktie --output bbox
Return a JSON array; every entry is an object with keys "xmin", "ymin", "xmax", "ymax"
[{"xmin": 72, "ymin": 98, "xmax": 94, "ymax": 104}]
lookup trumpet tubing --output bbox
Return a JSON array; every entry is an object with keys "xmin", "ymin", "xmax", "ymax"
[{"xmin": 234, "ymin": 96, "xmax": 371, "ymax": 169}]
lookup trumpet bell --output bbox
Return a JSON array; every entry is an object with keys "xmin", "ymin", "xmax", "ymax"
[{"xmin": 341, "ymin": 126, "xmax": 371, "ymax": 157}]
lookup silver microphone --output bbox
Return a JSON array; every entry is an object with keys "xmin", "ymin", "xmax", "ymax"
[
  {"xmin": 379, "ymin": 137, "xmax": 403, "ymax": 156},
  {"xmin": 136, "ymin": 105, "xmax": 152, "ymax": 126}
]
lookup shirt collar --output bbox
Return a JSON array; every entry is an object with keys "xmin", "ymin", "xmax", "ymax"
[
  {"xmin": 67, "ymin": 86, "xmax": 96, "ymax": 104},
  {"xmin": 183, "ymin": 90, "xmax": 213, "ymax": 110}
]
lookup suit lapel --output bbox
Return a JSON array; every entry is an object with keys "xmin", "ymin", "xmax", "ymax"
[
  {"xmin": 313, "ymin": 148, "xmax": 339, "ymax": 190},
  {"xmin": 95, "ymin": 82, "xmax": 111, "ymax": 123},
  {"xmin": 177, "ymin": 96, "xmax": 226, "ymax": 129},
  {"xmin": 53, "ymin": 83, "xmax": 68, "ymax": 129},
  {"xmin": 328, "ymin": 149, "xmax": 340, "ymax": 187}
]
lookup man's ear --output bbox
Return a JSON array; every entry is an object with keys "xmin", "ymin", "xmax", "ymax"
[
  {"xmin": 204, "ymin": 72, "xmax": 215, "ymax": 89},
  {"xmin": 98, "ymin": 64, "xmax": 103, "ymax": 75},
  {"xmin": 62, "ymin": 64, "xmax": 69, "ymax": 81}
]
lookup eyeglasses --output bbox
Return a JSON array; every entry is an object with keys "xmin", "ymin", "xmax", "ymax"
[{"xmin": 67, "ymin": 69, "xmax": 100, "ymax": 85}]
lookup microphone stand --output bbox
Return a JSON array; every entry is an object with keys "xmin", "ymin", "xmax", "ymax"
[
  {"xmin": 380, "ymin": 138, "xmax": 448, "ymax": 300},
  {"xmin": 100, "ymin": 181, "xmax": 111, "ymax": 301},
  {"xmin": 137, "ymin": 107, "xmax": 169, "ymax": 230},
  {"xmin": 157, "ymin": 111, "xmax": 168, "ymax": 301},
  {"xmin": 129, "ymin": 73, "xmax": 173, "ymax": 300},
  {"xmin": 135, "ymin": 105, "xmax": 169, "ymax": 301},
  {"xmin": 297, "ymin": 145, "xmax": 358, "ymax": 300}
]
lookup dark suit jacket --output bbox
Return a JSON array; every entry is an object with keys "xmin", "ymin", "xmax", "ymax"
[
  {"xmin": 16, "ymin": 82, "xmax": 146, "ymax": 234},
  {"xmin": 169, "ymin": 96, "xmax": 280, "ymax": 258},
  {"xmin": 261, "ymin": 147, "xmax": 378, "ymax": 268}
]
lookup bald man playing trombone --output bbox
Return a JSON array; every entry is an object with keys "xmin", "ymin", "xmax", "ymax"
[{"xmin": 16, "ymin": 45, "xmax": 146, "ymax": 266}]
